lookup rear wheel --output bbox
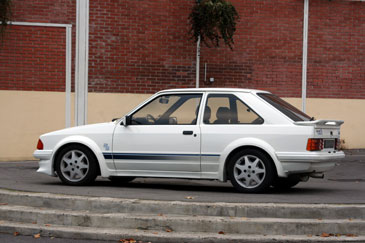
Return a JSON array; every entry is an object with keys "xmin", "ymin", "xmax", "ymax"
[
  {"xmin": 228, "ymin": 149, "xmax": 275, "ymax": 193},
  {"xmin": 55, "ymin": 145, "xmax": 98, "ymax": 186}
]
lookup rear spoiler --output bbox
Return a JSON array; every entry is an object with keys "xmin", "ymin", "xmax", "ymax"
[{"xmin": 294, "ymin": 120, "xmax": 344, "ymax": 127}]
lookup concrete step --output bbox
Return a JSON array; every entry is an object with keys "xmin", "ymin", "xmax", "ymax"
[
  {"xmin": 0, "ymin": 188, "xmax": 365, "ymax": 242},
  {"xmin": 0, "ymin": 220, "xmax": 364, "ymax": 243},
  {"xmin": 0, "ymin": 204, "xmax": 364, "ymax": 236},
  {"xmin": 1, "ymin": 189, "xmax": 364, "ymax": 219}
]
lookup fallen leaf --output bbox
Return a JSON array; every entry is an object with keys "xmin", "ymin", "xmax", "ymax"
[
  {"xmin": 158, "ymin": 213, "xmax": 163, "ymax": 216},
  {"xmin": 165, "ymin": 228, "xmax": 172, "ymax": 232},
  {"xmin": 33, "ymin": 233, "xmax": 41, "ymax": 239},
  {"xmin": 321, "ymin": 233, "xmax": 330, "ymax": 237},
  {"xmin": 335, "ymin": 234, "xmax": 341, "ymax": 237},
  {"xmin": 44, "ymin": 224, "xmax": 51, "ymax": 227},
  {"xmin": 185, "ymin": 196, "xmax": 194, "ymax": 199},
  {"xmin": 346, "ymin": 234, "xmax": 357, "ymax": 237},
  {"xmin": 153, "ymin": 232, "xmax": 158, "ymax": 235},
  {"xmin": 0, "ymin": 203, "xmax": 8, "ymax": 205},
  {"xmin": 317, "ymin": 218, "xmax": 322, "ymax": 221},
  {"xmin": 32, "ymin": 222, "xmax": 37, "ymax": 224},
  {"xmin": 218, "ymin": 231, "xmax": 225, "ymax": 235},
  {"xmin": 307, "ymin": 234, "xmax": 312, "ymax": 237},
  {"xmin": 13, "ymin": 232, "xmax": 19, "ymax": 236},
  {"xmin": 119, "ymin": 239, "xmax": 136, "ymax": 243},
  {"xmin": 348, "ymin": 218, "xmax": 352, "ymax": 221}
]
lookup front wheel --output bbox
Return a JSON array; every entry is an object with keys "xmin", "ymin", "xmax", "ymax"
[
  {"xmin": 55, "ymin": 145, "xmax": 99, "ymax": 186},
  {"xmin": 228, "ymin": 149, "xmax": 275, "ymax": 193}
]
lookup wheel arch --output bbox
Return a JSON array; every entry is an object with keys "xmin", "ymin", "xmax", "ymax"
[
  {"xmin": 50, "ymin": 136, "xmax": 110, "ymax": 178},
  {"xmin": 218, "ymin": 138, "xmax": 286, "ymax": 181}
]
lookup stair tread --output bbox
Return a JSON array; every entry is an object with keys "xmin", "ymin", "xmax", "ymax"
[
  {"xmin": 0, "ymin": 204, "xmax": 363, "ymax": 223},
  {"xmin": 0, "ymin": 219, "xmax": 364, "ymax": 242}
]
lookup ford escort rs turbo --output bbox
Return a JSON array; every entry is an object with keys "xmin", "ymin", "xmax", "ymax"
[{"xmin": 34, "ymin": 88, "xmax": 345, "ymax": 193}]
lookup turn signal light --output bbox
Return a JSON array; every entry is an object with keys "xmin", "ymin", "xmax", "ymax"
[
  {"xmin": 306, "ymin": 138, "xmax": 323, "ymax": 151},
  {"xmin": 37, "ymin": 139, "xmax": 44, "ymax": 150}
]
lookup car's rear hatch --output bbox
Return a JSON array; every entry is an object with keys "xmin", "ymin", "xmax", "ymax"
[{"xmin": 294, "ymin": 120, "xmax": 344, "ymax": 150}]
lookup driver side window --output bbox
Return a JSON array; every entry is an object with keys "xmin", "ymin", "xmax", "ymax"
[{"xmin": 131, "ymin": 94, "xmax": 202, "ymax": 125}]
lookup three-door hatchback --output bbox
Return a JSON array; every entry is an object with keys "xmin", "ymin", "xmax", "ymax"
[{"xmin": 34, "ymin": 88, "xmax": 345, "ymax": 193}]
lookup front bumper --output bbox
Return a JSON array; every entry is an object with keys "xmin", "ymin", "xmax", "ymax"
[
  {"xmin": 33, "ymin": 150, "xmax": 55, "ymax": 176},
  {"xmin": 276, "ymin": 151, "xmax": 345, "ymax": 175}
]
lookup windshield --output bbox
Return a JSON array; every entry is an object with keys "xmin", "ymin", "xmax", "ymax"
[{"xmin": 257, "ymin": 93, "xmax": 311, "ymax": 122}]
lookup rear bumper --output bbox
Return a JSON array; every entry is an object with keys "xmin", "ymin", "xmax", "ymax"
[
  {"xmin": 33, "ymin": 150, "xmax": 55, "ymax": 176},
  {"xmin": 276, "ymin": 151, "xmax": 345, "ymax": 175}
]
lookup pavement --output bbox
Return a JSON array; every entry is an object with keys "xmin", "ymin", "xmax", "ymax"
[{"xmin": 0, "ymin": 150, "xmax": 364, "ymax": 204}]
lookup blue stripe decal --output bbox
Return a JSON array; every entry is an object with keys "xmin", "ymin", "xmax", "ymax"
[{"xmin": 102, "ymin": 152, "xmax": 220, "ymax": 160}]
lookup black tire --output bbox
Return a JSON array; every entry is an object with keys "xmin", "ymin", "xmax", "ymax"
[
  {"xmin": 109, "ymin": 176, "xmax": 135, "ymax": 185},
  {"xmin": 228, "ymin": 149, "xmax": 276, "ymax": 193},
  {"xmin": 272, "ymin": 176, "xmax": 301, "ymax": 190},
  {"xmin": 55, "ymin": 144, "xmax": 99, "ymax": 186}
]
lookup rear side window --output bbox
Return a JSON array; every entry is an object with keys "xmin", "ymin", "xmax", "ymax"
[
  {"xmin": 257, "ymin": 93, "xmax": 311, "ymax": 122},
  {"xmin": 204, "ymin": 94, "xmax": 263, "ymax": 125}
]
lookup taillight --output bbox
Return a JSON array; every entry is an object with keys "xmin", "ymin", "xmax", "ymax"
[
  {"xmin": 37, "ymin": 139, "xmax": 44, "ymax": 150},
  {"xmin": 306, "ymin": 138, "xmax": 323, "ymax": 151}
]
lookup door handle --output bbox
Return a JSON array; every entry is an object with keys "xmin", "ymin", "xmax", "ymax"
[{"xmin": 182, "ymin": 130, "xmax": 193, "ymax": 135}]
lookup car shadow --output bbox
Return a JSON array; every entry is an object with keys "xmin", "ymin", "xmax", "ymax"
[
  {"xmin": 36, "ymin": 177, "xmax": 341, "ymax": 197},
  {"xmin": 89, "ymin": 179, "xmax": 338, "ymax": 195}
]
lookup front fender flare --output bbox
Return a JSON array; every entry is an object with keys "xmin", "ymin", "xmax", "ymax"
[
  {"xmin": 50, "ymin": 135, "xmax": 111, "ymax": 178},
  {"xmin": 218, "ymin": 137, "xmax": 286, "ymax": 181}
]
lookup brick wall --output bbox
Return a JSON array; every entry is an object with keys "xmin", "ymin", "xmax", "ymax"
[
  {"xmin": 307, "ymin": 0, "xmax": 365, "ymax": 99},
  {"xmin": 0, "ymin": 26, "xmax": 66, "ymax": 91},
  {"xmin": 1, "ymin": 0, "xmax": 364, "ymax": 99}
]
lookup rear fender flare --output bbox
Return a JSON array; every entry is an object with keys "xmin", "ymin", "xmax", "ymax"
[{"xmin": 218, "ymin": 137, "xmax": 286, "ymax": 181}]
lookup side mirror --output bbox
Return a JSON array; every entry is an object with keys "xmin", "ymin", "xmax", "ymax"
[{"xmin": 122, "ymin": 115, "xmax": 132, "ymax": 126}]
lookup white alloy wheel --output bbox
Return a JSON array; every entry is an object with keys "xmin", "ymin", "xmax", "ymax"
[
  {"xmin": 55, "ymin": 145, "xmax": 98, "ymax": 186},
  {"xmin": 60, "ymin": 150, "xmax": 89, "ymax": 182},
  {"xmin": 233, "ymin": 154, "xmax": 266, "ymax": 189},
  {"xmin": 228, "ymin": 149, "xmax": 275, "ymax": 193}
]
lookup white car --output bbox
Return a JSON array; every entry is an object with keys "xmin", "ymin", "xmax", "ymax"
[{"xmin": 34, "ymin": 88, "xmax": 345, "ymax": 193}]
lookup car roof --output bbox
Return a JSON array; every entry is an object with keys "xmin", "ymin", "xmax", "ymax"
[{"xmin": 157, "ymin": 88, "xmax": 270, "ymax": 94}]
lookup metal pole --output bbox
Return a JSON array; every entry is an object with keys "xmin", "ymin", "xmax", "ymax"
[
  {"xmin": 301, "ymin": 0, "xmax": 309, "ymax": 112},
  {"xmin": 196, "ymin": 35, "xmax": 200, "ymax": 88},
  {"xmin": 75, "ymin": 0, "xmax": 89, "ymax": 126},
  {"xmin": 195, "ymin": 0, "xmax": 201, "ymax": 89},
  {"xmin": 65, "ymin": 26, "xmax": 72, "ymax": 128},
  {"xmin": 7, "ymin": 22, "xmax": 72, "ymax": 128}
]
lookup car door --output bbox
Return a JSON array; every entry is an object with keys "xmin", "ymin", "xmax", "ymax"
[
  {"xmin": 111, "ymin": 93, "xmax": 203, "ymax": 177},
  {"xmin": 200, "ymin": 93, "xmax": 264, "ymax": 175}
]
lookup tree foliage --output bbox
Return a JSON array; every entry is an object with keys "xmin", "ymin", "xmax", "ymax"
[
  {"xmin": 0, "ymin": 0, "xmax": 12, "ymax": 41},
  {"xmin": 189, "ymin": 0, "xmax": 239, "ymax": 49}
]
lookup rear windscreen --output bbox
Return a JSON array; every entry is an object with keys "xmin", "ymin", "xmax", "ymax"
[{"xmin": 257, "ymin": 93, "xmax": 311, "ymax": 122}]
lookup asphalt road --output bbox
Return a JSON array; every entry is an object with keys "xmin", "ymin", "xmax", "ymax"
[
  {"xmin": 0, "ymin": 151, "xmax": 364, "ymax": 204},
  {"xmin": 0, "ymin": 233, "xmax": 116, "ymax": 243}
]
